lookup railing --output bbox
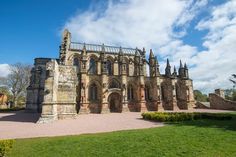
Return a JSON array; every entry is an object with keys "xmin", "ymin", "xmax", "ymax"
[{"xmin": 70, "ymin": 42, "xmax": 139, "ymax": 55}]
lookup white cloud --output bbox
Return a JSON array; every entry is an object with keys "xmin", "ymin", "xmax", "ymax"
[
  {"xmin": 190, "ymin": 0, "xmax": 236, "ymax": 93},
  {"xmin": 0, "ymin": 64, "xmax": 10, "ymax": 77},
  {"xmin": 64, "ymin": 0, "xmax": 203, "ymax": 48},
  {"xmin": 63, "ymin": 0, "xmax": 235, "ymax": 93}
]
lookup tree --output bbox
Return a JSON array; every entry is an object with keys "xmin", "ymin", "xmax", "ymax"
[
  {"xmin": 193, "ymin": 90, "xmax": 209, "ymax": 102},
  {"xmin": 0, "ymin": 86, "xmax": 12, "ymax": 100},
  {"xmin": 225, "ymin": 74, "xmax": 236, "ymax": 101},
  {"xmin": 229, "ymin": 74, "xmax": 236, "ymax": 88},
  {"xmin": 2, "ymin": 63, "xmax": 31, "ymax": 107}
]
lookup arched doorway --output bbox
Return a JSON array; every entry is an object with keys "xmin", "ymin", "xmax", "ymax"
[{"xmin": 108, "ymin": 93, "xmax": 122, "ymax": 112}]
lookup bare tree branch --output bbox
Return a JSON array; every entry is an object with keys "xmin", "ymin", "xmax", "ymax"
[{"xmin": 3, "ymin": 63, "xmax": 32, "ymax": 106}]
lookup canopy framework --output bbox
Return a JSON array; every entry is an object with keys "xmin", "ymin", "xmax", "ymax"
[{"xmin": 70, "ymin": 42, "xmax": 141, "ymax": 55}]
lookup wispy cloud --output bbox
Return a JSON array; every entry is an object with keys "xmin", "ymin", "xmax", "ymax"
[
  {"xmin": 63, "ymin": 0, "xmax": 236, "ymax": 93},
  {"xmin": 0, "ymin": 64, "xmax": 10, "ymax": 77}
]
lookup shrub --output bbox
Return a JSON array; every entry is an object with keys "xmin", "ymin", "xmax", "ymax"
[
  {"xmin": 142, "ymin": 112, "xmax": 232, "ymax": 122},
  {"xmin": 0, "ymin": 140, "xmax": 14, "ymax": 157}
]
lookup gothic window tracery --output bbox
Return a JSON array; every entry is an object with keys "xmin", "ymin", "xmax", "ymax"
[
  {"xmin": 73, "ymin": 58, "xmax": 80, "ymax": 70},
  {"xmin": 107, "ymin": 60, "xmax": 113, "ymax": 75},
  {"xmin": 88, "ymin": 58, "xmax": 96, "ymax": 74},
  {"xmin": 127, "ymin": 85, "xmax": 134, "ymax": 100},
  {"xmin": 109, "ymin": 79, "xmax": 120, "ymax": 89},
  {"xmin": 89, "ymin": 83, "xmax": 97, "ymax": 101},
  {"xmin": 145, "ymin": 85, "xmax": 151, "ymax": 101}
]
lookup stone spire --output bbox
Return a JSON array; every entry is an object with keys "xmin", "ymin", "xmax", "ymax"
[
  {"xmin": 172, "ymin": 66, "xmax": 177, "ymax": 77},
  {"xmin": 141, "ymin": 47, "xmax": 146, "ymax": 57},
  {"xmin": 80, "ymin": 43, "xmax": 87, "ymax": 73},
  {"xmin": 59, "ymin": 29, "xmax": 71, "ymax": 64},
  {"xmin": 150, "ymin": 49, "xmax": 154, "ymax": 58},
  {"xmin": 81, "ymin": 43, "xmax": 86, "ymax": 56},
  {"xmin": 100, "ymin": 43, "xmax": 107, "ymax": 74},
  {"xmin": 180, "ymin": 59, "xmax": 183, "ymax": 68},
  {"xmin": 155, "ymin": 56, "xmax": 160, "ymax": 76},
  {"xmin": 165, "ymin": 58, "xmax": 171, "ymax": 77},
  {"xmin": 178, "ymin": 59, "xmax": 185, "ymax": 78},
  {"xmin": 149, "ymin": 49, "xmax": 155, "ymax": 65},
  {"xmin": 184, "ymin": 62, "xmax": 189, "ymax": 78}
]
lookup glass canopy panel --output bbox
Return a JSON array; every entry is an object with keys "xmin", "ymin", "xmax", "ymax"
[{"xmin": 70, "ymin": 42, "xmax": 139, "ymax": 55}]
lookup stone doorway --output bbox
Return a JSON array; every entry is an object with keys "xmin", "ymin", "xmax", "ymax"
[{"xmin": 108, "ymin": 93, "xmax": 122, "ymax": 112}]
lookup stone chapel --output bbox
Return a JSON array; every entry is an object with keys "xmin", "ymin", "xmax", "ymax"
[{"xmin": 26, "ymin": 29, "xmax": 195, "ymax": 121}]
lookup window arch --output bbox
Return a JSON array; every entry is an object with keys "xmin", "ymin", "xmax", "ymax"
[
  {"xmin": 109, "ymin": 79, "xmax": 120, "ymax": 89},
  {"xmin": 73, "ymin": 58, "xmax": 79, "ymax": 66},
  {"xmin": 107, "ymin": 60, "xmax": 113, "ymax": 75},
  {"xmin": 127, "ymin": 85, "xmax": 134, "ymax": 100},
  {"xmin": 145, "ymin": 85, "xmax": 151, "ymax": 101},
  {"xmin": 88, "ymin": 58, "xmax": 96, "ymax": 74},
  {"xmin": 126, "ymin": 62, "xmax": 129, "ymax": 76},
  {"xmin": 89, "ymin": 83, "xmax": 97, "ymax": 101}
]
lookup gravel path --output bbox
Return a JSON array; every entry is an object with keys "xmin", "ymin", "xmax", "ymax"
[
  {"xmin": 0, "ymin": 111, "xmax": 162, "ymax": 139},
  {"xmin": 0, "ymin": 109, "xmax": 233, "ymax": 139}
]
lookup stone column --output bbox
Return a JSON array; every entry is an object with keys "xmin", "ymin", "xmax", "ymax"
[
  {"xmin": 79, "ymin": 74, "xmax": 89, "ymax": 114},
  {"xmin": 172, "ymin": 79, "xmax": 179, "ymax": 111},
  {"xmin": 101, "ymin": 74, "xmax": 110, "ymax": 113},
  {"xmin": 121, "ymin": 74, "xmax": 129, "ymax": 112},
  {"xmin": 138, "ymin": 72, "xmax": 147, "ymax": 112},
  {"xmin": 38, "ymin": 60, "xmax": 58, "ymax": 123},
  {"xmin": 157, "ymin": 85, "xmax": 164, "ymax": 111},
  {"xmin": 79, "ymin": 52, "xmax": 89, "ymax": 114}
]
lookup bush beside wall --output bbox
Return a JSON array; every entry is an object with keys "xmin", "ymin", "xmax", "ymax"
[{"xmin": 142, "ymin": 112, "xmax": 232, "ymax": 122}]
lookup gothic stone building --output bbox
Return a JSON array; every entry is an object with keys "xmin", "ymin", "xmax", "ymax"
[{"xmin": 26, "ymin": 29, "xmax": 195, "ymax": 121}]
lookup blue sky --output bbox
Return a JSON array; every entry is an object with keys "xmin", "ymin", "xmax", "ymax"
[
  {"xmin": 0, "ymin": 0, "xmax": 235, "ymax": 93},
  {"xmin": 0, "ymin": 0, "xmax": 91, "ymax": 64}
]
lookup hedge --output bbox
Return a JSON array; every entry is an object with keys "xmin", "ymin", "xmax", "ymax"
[
  {"xmin": 142, "ymin": 112, "xmax": 232, "ymax": 122},
  {"xmin": 0, "ymin": 140, "xmax": 14, "ymax": 157}
]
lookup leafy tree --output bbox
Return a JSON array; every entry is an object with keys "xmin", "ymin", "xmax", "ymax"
[
  {"xmin": 225, "ymin": 74, "xmax": 236, "ymax": 101},
  {"xmin": 0, "ymin": 86, "xmax": 13, "ymax": 101},
  {"xmin": 229, "ymin": 74, "xmax": 236, "ymax": 88},
  {"xmin": 1, "ymin": 63, "xmax": 31, "ymax": 107},
  {"xmin": 194, "ymin": 90, "xmax": 209, "ymax": 102}
]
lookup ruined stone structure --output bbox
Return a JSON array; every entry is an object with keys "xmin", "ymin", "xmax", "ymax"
[
  {"xmin": 209, "ymin": 89, "xmax": 236, "ymax": 110},
  {"xmin": 26, "ymin": 29, "xmax": 195, "ymax": 121}
]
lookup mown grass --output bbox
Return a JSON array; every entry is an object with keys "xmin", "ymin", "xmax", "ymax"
[{"xmin": 9, "ymin": 112, "xmax": 236, "ymax": 157}]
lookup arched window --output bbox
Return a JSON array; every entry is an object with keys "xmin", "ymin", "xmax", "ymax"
[
  {"xmin": 88, "ymin": 58, "xmax": 96, "ymax": 74},
  {"xmin": 89, "ymin": 83, "xmax": 97, "ymax": 101},
  {"xmin": 73, "ymin": 58, "xmax": 80, "ymax": 68},
  {"xmin": 126, "ymin": 62, "xmax": 129, "ymax": 76},
  {"xmin": 109, "ymin": 79, "xmax": 120, "ymax": 88},
  {"xmin": 107, "ymin": 60, "xmax": 113, "ymax": 75},
  {"xmin": 127, "ymin": 85, "xmax": 134, "ymax": 100},
  {"xmin": 145, "ymin": 85, "xmax": 151, "ymax": 101}
]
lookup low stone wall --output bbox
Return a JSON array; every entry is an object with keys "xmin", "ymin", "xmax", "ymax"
[
  {"xmin": 209, "ymin": 93, "xmax": 236, "ymax": 110},
  {"xmin": 195, "ymin": 101, "xmax": 210, "ymax": 109}
]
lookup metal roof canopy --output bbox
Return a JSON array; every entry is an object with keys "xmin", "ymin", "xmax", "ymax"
[{"xmin": 70, "ymin": 42, "xmax": 141, "ymax": 55}]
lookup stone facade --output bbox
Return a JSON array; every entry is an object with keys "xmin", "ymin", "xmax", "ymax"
[{"xmin": 26, "ymin": 29, "xmax": 195, "ymax": 121}]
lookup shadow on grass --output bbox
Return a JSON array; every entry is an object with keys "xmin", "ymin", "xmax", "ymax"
[
  {"xmin": 167, "ymin": 112, "xmax": 236, "ymax": 131},
  {"xmin": 0, "ymin": 110, "xmax": 40, "ymax": 123}
]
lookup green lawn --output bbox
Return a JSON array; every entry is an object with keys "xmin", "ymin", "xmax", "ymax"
[{"xmin": 9, "ymin": 112, "xmax": 236, "ymax": 157}]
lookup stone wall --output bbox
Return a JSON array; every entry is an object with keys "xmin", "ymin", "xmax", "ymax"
[
  {"xmin": 209, "ymin": 93, "xmax": 236, "ymax": 110},
  {"xmin": 195, "ymin": 101, "xmax": 210, "ymax": 109}
]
